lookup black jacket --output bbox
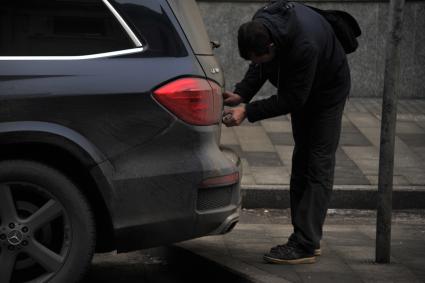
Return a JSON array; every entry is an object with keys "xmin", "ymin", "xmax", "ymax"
[{"xmin": 234, "ymin": 1, "xmax": 350, "ymax": 122}]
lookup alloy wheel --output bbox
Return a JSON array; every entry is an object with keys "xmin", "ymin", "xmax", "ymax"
[{"xmin": 0, "ymin": 182, "xmax": 71, "ymax": 283}]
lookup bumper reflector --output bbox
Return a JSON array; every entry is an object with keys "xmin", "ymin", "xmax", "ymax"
[{"xmin": 200, "ymin": 172, "xmax": 239, "ymax": 188}]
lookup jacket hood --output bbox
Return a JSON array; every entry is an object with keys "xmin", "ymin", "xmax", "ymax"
[{"xmin": 252, "ymin": 1, "xmax": 298, "ymax": 52}]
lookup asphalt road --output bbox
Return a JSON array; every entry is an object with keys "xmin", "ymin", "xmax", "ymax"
[{"xmin": 82, "ymin": 246, "xmax": 249, "ymax": 283}]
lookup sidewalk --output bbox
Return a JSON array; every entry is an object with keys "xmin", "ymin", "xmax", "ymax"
[
  {"xmin": 178, "ymin": 209, "xmax": 425, "ymax": 283},
  {"xmin": 221, "ymin": 98, "xmax": 425, "ymax": 208}
]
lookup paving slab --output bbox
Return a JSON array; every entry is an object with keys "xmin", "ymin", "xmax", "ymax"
[
  {"xmin": 251, "ymin": 166, "xmax": 291, "ymax": 185},
  {"xmin": 398, "ymin": 134, "xmax": 425, "ymax": 147},
  {"xmin": 339, "ymin": 132, "xmax": 372, "ymax": 146},
  {"xmin": 346, "ymin": 112, "xmax": 381, "ymax": 128},
  {"xmin": 267, "ymin": 133, "xmax": 295, "ymax": 146},
  {"xmin": 178, "ymin": 209, "xmax": 425, "ymax": 283},
  {"xmin": 244, "ymin": 152, "xmax": 284, "ymax": 167},
  {"xmin": 221, "ymin": 126, "xmax": 239, "ymax": 145},
  {"xmin": 275, "ymin": 145, "xmax": 294, "ymax": 167},
  {"xmin": 342, "ymin": 146, "xmax": 380, "ymax": 160},
  {"xmin": 396, "ymin": 121, "xmax": 425, "ymax": 134},
  {"xmin": 261, "ymin": 120, "xmax": 292, "ymax": 133},
  {"xmin": 234, "ymin": 126, "xmax": 275, "ymax": 152}
]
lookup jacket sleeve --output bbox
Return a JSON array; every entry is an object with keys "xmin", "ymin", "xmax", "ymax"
[
  {"xmin": 234, "ymin": 63, "xmax": 267, "ymax": 103},
  {"xmin": 245, "ymin": 43, "xmax": 319, "ymax": 122}
]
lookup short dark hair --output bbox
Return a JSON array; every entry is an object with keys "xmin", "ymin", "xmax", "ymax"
[{"xmin": 238, "ymin": 21, "xmax": 272, "ymax": 60}]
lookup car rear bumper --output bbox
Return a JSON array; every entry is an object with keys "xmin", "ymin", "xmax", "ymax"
[
  {"xmin": 194, "ymin": 146, "xmax": 241, "ymax": 237},
  {"xmin": 106, "ymin": 124, "xmax": 242, "ymax": 252}
]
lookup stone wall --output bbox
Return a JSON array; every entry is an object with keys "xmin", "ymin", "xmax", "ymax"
[{"xmin": 197, "ymin": 0, "xmax": 425, "ymax": 98}]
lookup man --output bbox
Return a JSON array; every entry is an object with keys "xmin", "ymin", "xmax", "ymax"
[{"xmin": 222, "ymin": 0, "xmax": 351, "ymax": 264}]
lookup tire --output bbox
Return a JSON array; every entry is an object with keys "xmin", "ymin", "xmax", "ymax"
[{"xmin": 0, "ymin": 160, "xmax": 96, "ymax": 283}]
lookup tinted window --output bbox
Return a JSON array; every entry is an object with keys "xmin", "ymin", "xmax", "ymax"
[
  {"xmin": 115, "ymin": 0, "xmax": 187, "ymax": 57},
  {"xmin": 0, "ymin": 0, "xmax": 134, "ymax": 56}
]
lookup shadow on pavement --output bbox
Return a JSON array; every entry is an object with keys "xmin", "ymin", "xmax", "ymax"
[{"xmin": 82, "ymin": 246, "xmax": 251, "ymax": 283}]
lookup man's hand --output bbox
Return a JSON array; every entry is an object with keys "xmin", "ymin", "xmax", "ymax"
[
  {"xmin": 223, "ymin": 91, "xmax": 243, "ymax": 106},
  {"xmin": 222, "ymin": 106, "xmax": 247, "ymax": 127}
]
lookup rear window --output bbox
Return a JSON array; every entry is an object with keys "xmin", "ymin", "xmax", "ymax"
[
  {"xmin": 167, "ymin": 0, "xmax": 213, "ymax": 55},
  {"xmin": 0, "ymin": 0, "xmax": 134, "ymax": 56}
]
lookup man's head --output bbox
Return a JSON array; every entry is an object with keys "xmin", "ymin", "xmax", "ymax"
[{"xmin": 238, "ymin": 21, "xmax": 276, "ymax": 64}]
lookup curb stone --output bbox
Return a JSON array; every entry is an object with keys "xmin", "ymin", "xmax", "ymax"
[{"xmin": 241, "ymin": 185, "xmax": 425, "ymax": 209}]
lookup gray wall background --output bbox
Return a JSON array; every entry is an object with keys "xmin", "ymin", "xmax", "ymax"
[{"xmin": 197, "ymin": 0, "xmax": 425, "ymax": 99}]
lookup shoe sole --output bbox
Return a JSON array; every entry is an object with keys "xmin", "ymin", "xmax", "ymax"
[
  {"xmin": 263, "ymin": 255, "xmax": 316, "ymax": 265},
  {"xmin": 314, "ymin": 249, "xmax": 321, "ymax": 256}
]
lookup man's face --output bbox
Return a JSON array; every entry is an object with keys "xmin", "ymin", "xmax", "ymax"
[{"xmin": 249, "ymin": 43, "xmax": 276, "ymax": 64}]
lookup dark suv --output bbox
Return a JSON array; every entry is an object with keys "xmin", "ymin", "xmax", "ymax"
[{"xmin": 0, "ymin": 1, "xmax": 241, "ymax": 282}]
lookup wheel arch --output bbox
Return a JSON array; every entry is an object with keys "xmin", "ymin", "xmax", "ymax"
[{"xmin": 0, "ymin": 121, "xmax": 117, "ymax": 252}]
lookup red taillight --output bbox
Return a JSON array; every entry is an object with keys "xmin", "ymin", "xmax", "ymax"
[
  {"xmin": 153, "ymin": 78, "xmax": 222, "ymax": 126},
  {"xmin": 200, "ymin": 172, "xmax": 240, "ymax": 188}
]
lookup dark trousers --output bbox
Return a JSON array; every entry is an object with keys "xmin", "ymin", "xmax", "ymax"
[{"xmin": 288, "ymin": 77, "xmax": 350, "ymax": 253}]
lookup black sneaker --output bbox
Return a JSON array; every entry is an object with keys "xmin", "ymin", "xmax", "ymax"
[
  {"xmin": 271, "ymin": 241, "xmax": 321, "ymax": 255},
  {"xmin": 272, "ymin": 243, "xmax": 321, "ymax": 256},
  {"xmin": 264, "ymin": 243, "xmax": 316, "ymax": 264}
]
